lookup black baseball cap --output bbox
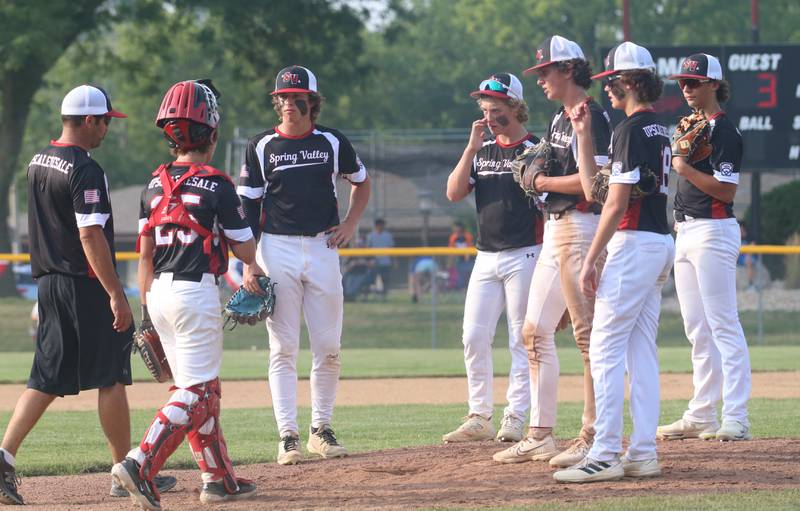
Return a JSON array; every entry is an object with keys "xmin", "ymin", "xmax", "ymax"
[
  {"xmin": 523, "ymin": 35, "xmax": 585, "ymax": 75},
  {"xmin": 669, "ymin": 53, "xmax": 723, "ymax": 81},
  {"xmin": 272, "ymin": 65, "xmax": 318, "ymax": 95}
]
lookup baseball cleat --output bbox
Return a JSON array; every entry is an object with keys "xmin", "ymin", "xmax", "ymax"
[
  {"xmin": 277, "ymin": 434, "xmax": 303, "ymax": 465},
  {"xmin": 549, "ymin": 437, "xmax": 592, "ymax": 468},
  {"xmin": 553, "ymin": 457, "xmax": 624, "ymax": 484},
  {"xmin": 496, "ymin": 412, "xmax": 526, "ymax": 442},
  {"xmin": 656, "ymin": 418, "xmax": 719, "ymax": 440},
  {"xmin": 111, "ymin": 457, "xmax": 161, "ymax": 511},
  {"xmin": 621, "ymin": 454, "xmax": 661, "ymax": 478},
  {"xmin": 110, "ymin": 473, "xmax": 177, "ymax": 497},
  {"xmin": 307, "ymin": 425, "xmax": 348, "ymax": 458},
  {"xmin": 492, "ymin": 434, "xmax": 557, "ymax": 463},
  {"xmin": 442, "ymin": 414, "xmax": 495, "ymax": 443},
  {"xmin": 0, "ymin": 452, "xmax": 23, "ymax": 505},
  {"xmin": 199, "ymin": 477, "xmax": 257, "ymax": 504},
  {"xmin": 715, "ymin": 420, "xmax": 751, "ymax": 441}
]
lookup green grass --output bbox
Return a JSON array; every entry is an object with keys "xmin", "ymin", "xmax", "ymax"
[
  {"xmin": 0, "ymin": 398, "xmax": 797, "ymax": 477},
  {"xmin": 0, "ymin": 345, "xmax": 797, "ymax": 384},
  {"xmin": 2, "ymin": 295, "xmax": 799, "ymax": 352}
]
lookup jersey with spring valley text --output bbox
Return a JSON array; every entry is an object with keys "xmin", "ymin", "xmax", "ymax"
[
  {"xmin": 469, "ymin": 134, "xmax": 544, "ymax": 251},
  {"xmin": 674, "ymin": 112, "xmax": 742, "ymax": 219},
  {"xmin": 607, "ymin": 110, "xmax": 670, "ymax": 234},
  {"xmin": 237, "ymin": 125, "xmax": 368, "ymax": 235},
  {"xmin": 545, "ymin": 99, "xmax": 611, "ymax": 212},
  {"xmin": 138, "ymin": 163, "xmax": 253, "ymax": 274},
  {"xmin": 27, "ymin": 141, "xmax": 116, "ymax": 278}
]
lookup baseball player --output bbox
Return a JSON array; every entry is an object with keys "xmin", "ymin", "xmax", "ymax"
[
  {"xmin": 111, "ymin": 79, "xmax": 257, "ymax": 509},
  {"xmin": 0, "ymin": 85, "xmax": 176, "ymax": 506},
  {"xmin": 443, "ymin": 73, "xmax": 543, "ymax": 444},
  {"xmin": 237, "ymin": 66, "xmax": 370, "ymax": 465},
  {"xmin": 554, "ymin": 42, "xmax": 674, "ymax": 483},
  {"xmin": 493, "ymin": 36, "xmax": 612, "ymax": 467},
  {"xmin": 657, "ymin": 54, "xmax": 752, "ymax": 442}
]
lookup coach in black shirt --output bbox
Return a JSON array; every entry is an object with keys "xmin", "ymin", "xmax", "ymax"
[{"xmin": 0, "ymin": 85, "xmax": 146, "ymax": 505}]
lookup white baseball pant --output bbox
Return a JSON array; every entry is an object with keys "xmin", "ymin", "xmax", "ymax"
[
  {"xmin": 674, "ymin": 217, "xmax": 751, "ymax": 426},
  {"xmin": 462, "ymin": 244, "xmax": 540, "ymax": 419},
  {"xmin": 588, "ymin": 230, "xmax": 674, "ymax": 463},
  {"xmin": 524, "ymin": 210, "xmax": 603, "ymax": 437},
  {"xmin": 147, "ymin": 272, "xmax": 223, "ymax": 388},
  {"xmin": 258, "ymin": 232, "xmax": 343, "ymax": 437}
]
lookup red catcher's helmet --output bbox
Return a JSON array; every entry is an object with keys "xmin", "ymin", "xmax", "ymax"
[{"xmin": 156, "ymin": 79, "xmax": 221, "ymax": 150}]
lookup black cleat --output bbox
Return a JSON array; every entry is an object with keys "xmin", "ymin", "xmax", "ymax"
[
  {"xmin": 200, "ymin": 477, "xmax": 257, "ymax": 503},
  {"xmin": 110, "ymin": 473, "xmax": 177, "ymax": 497},
  {"xmin": 0, "ymin": 454, "xmax": 23, "ymax": 505},
  {"xmin": 111, "ymin": 457, "xmax": 161, "ymax": 511}
]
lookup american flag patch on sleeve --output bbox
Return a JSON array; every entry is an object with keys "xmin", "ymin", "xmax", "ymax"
[
  {"xmin": 240, "ymin": 164, "xmax": 249, "ymax": 178},
  {"xmin": 237, "ymin": 205, "xmax": 246, "ymax": 219},
  {"xmin": 84, "ymin": 189, "xmax": 101, "ymax": 204}
]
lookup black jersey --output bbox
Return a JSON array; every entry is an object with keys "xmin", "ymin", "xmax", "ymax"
[
  {"xmin": 674, "ymin": 112, "xmax": 742, "ymax": 219},
  {"xmin": 545, "ymin": 99, "xmax": 612, "ymax": 213},
  {"xmin": 469, "ymin": 134, "xmax": 544, "ymax": 251},
  {"xmin": 27, "ymin": 141, "xmax": 117, "ymax": 279},
  {"xmin": 608, "ymin": 110, "xmax": 671, "ymax": 234},
  {"xmin": 237, "ymin": 124, "xmax": 368, "ymax": 236},
  {"xmin": 138, "ymin": 163, "xmax": 252, "ymax": 274}
]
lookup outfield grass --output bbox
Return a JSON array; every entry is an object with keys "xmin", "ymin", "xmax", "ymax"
[
  {"xmin": 0, "ymin": 346, "xmax": 797, "ymax": 383},
  {"xmin": 0, "ymin": 398, "xmax": 797, "ymax": 477},
  {"xmin": 2, "ymin": 296, "xmax": 799, "ymax": 352}
]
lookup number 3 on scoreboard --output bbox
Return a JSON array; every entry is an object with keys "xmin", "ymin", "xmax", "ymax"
[{"xmin": 660, "ymin": 145, "xmax": 671, "ymax": 194}]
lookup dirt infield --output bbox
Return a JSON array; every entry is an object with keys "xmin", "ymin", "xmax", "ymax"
[
  {"xmin": 16, "ymin": 438, "xmax": 800, "ymax": 510},
  {"xmin": 0, "ymin": 371, "xmax": 797, "ymax": 411}
]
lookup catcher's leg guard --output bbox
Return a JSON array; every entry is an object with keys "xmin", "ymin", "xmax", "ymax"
[
  {"xmin": 138, "ymin": 388, "xmax": 199, "ymax": 481},
  {"xmin": 185, "ymin": 379, "xmax": 239, "ymax": 494}
]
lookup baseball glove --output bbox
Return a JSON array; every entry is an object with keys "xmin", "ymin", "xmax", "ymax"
[
  {"xmin": 135, "ymin": 306, "xmax": 172, "ymax": 383},
  {"xmin": 511, "ymin": 138, "xmax": 560, "ymax": 208},
  {"xmin": 223, "ymin": 276, "xmax": 277, "ymax": 330},
  {"xmin": 672, "ymin": 111, "xmax": 712, "ymax": 163},
  {"xmin": 590, "ymin": 162, "xmax": 659, "ymax": 205}
]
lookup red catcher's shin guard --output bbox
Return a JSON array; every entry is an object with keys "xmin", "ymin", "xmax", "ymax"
[
  {"xmin": 186, "ymin": 379, "xmax": 239, "ymax": 493},
  {"xmin": 138, "ymin": 405, "xmax": 191, "ymax": 482}
]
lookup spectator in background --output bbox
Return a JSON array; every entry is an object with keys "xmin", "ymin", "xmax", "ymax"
[
  {"xmin": 448, "ymin": 221, "xmax": 475, "ymax": 289},
  {"xmin": 365, "ymin": 218, "xmax": 394, "ymax": 300},
  {"xmin": 409, "ymin": 256, "xmax": 436, "ymax": 303}
]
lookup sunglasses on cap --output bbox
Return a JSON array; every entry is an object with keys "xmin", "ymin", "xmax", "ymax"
[
  {"xmin": 480, "ymin": 79, "xmax": 510, "ymax": 93},
  {"xmin": 678, "ymin": 78, "xmax": 710, "ymax": 89}
]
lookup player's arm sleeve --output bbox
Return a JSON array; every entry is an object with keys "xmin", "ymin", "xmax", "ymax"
[
  {"xmin": 70, "ymin": 162, "xmax": 111, "ymax": 228},
  {"xmin": 590, "ymin": 109, "xmax": 612, "ymax": 167},
  {"xmin": 710, "ymin": 126, "xmax": 743, "ymax": 185},
  {"xmin": 219, "ymin": 181, "xmax": 254, "ymax": 244},
  {"xmin": 237, "ymin": 139, "xmax": 264, "ymax": 239},
  {"xmin": 608, "ymin": 128, "xmax": 643, "ymax": 186},
  {"xmin": 337, "ymin": 135, "xmax": 368, "ymax": 185}
]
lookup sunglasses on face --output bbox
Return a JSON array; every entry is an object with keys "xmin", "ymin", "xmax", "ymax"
[
  {"xmin": 603, "ymin": 75, "xmax": 621, "ymax": 87},
  {"xmin": 678, "ymin": 78, "xmax": 710, "ymax": 89}
]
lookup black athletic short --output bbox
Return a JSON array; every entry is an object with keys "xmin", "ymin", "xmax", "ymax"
[{"xmin": 29, "ymin": 273, "xmax": 133, "ymax": 396}]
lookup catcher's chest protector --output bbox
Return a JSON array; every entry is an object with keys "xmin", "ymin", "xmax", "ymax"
[{"xmin": 137, "ymin": 163, "xmax": 231, "ymax": 275}]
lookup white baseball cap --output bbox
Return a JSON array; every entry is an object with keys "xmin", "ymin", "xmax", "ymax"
[
  {"xmin": 523, "ymin": 35, "xmax": 585, "ymax": 75},
  {"xmin": 470, "ymin": 73, "xmax": 524, "ymax": 101},
  {"xmin": 592, "ymin": 41, "xmax": 656, "ymax": 80},
  {"xmin": 61, "ymin": 85, "xmax": 127, "ymax": 118}
]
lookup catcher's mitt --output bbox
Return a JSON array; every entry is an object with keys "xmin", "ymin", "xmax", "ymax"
[
  {"xmin": 223, "ymin": 276, "xmax": 276, "ymax": 330},
  {"xmin": 590, "ymin": 162, "xmax": 659, "ymax": 206},
  {"xmin": 672, "ymin": 111, "xmax": 712, "ymax": 163},
  {"xmin": 135, "ymin": 306, "xmax": 172, "ymax": 383},
  {"xmin": 511, "ymin": 139, "xmax": 560, "ymax": 208}
]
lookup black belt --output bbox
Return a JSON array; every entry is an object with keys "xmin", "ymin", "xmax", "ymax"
[{"xmin": 156, "ymin": 272, "xmax": 218, "ymax": 283}]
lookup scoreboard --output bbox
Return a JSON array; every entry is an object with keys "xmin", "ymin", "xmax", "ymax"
[{"xmin": 600, "ymin": 45, "xmax": 800, "ymax": 170}]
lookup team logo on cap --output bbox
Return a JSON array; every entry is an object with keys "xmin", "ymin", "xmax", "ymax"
[
  {"xmin": 281, "ymin": 71, "xmax": 301, "ymax": 85},
  {"xmin": 682, "ymin": 59, "xmax": 700, "ymax": 72},
  {"xmin": 536, "ymin": 48, "xmax": 544, "ymax": 62}
]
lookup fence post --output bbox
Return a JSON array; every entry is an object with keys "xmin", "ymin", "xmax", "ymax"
[
  {"xmin": 756, "ymin": 262, "xmax": 764, "ymax": 345},
  {"xmin": 430, "ymin": 260, "xmax": 438, "ymax": 349}
]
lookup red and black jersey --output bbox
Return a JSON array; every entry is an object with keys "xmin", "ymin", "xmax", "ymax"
[
  {"xmin": 545, "ymin": 99, "xmax": 612, "ymax": 213},
  {"xmin": 674, "ymin": 112, "xmax": 742, "ymax": 219},
  {"xmin": 237, "ymin": 124, "xmax": 368, "ymax": 236},
  {"xmin": 469, "ymin": 134, "xmax": 544, "ymax": 251},
  {"xmin": 607, "ymin": 110, "xmax": 671, "ymax": 235},
  {"xmin": 138, "ymin": 163, "xmax": 252, "ymax": 275},
  {"xmin": 27, "ymin": 141, "xmax": 116, "ymax": 279}
]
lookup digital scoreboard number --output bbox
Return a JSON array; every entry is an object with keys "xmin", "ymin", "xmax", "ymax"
[{"xmin": 601, "ymin": 45, "xmax": 800, "ymax": 170}]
